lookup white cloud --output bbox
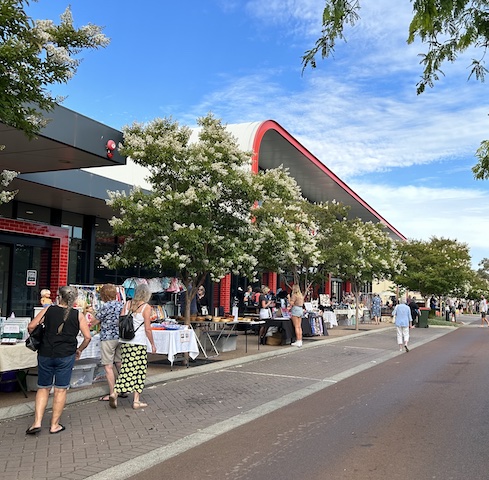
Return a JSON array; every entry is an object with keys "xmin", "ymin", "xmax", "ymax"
[
  {"xmin": 350, "ymin": 181, "xmax": 489, "ymax": 266},
  {"xmin": 187, "ymin": 69, "xmax": 488, "ymax": 179},
  {"xmin": 194, "ymin": 1, "xmax": 489, "ymax": 268}
]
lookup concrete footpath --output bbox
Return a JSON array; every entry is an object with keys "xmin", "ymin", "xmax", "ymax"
[{"xmin": 0, "ymin": 318, "xmax": 470, "ymax": 480}]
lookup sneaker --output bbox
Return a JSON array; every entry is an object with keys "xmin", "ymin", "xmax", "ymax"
[
  {"xmin": 404, "ymin": 345, "xmax": 409, "ymax": 352},
  {"xmin": 291, "ymin": 340, "xmax": 303, "ymax": 347},
  {"xmin": 399, "ymin": 348, "xmax": 403, "ymax": 352}
]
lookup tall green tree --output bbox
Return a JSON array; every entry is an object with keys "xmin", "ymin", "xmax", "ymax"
[
  {"xmin": 1, "ymin": 1, "xmax": 109, "ymax": 139},
  {"xmin": 395, "ymin": 237, "xmax": 472, "ymax": 300},
  {"xmin": 104, "ymin": 114, "xmax": 263, "ymax": 323},
  {"xmin": 302, "ymin": 0, "xmax": 489, "ymax": 179},
  {"xmin": 477, "ymin": 257, "xmax": 489, "ymax": 282},
  {"xmin": 466, "ymin": 268, "xmax": 489, "ymax": 299}
]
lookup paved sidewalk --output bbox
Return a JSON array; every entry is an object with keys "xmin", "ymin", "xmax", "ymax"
[{"xmin": 2, "ymin": 317, "xmax": 473, "ymax": 480}]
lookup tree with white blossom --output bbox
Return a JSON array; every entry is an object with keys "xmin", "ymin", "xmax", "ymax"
[
  {"xmin": 324, "ymin": 218, "xmax": 404, "ymax": 330},
  {"xmin": 252, "ymin": 166, "xmax": 322, "ymax": 294},
  {"xmin": 0, "ymin": 170, "xmax": 18, "ymax": 205},
  {"xmin": 1, "ymin": 2, "xmax": 108, "ymax": 202},
  {"xmin": 1, "ymin": 1, "xmax": 109, "ymax": 140},
  {"xmin": 103, "ymin": 114, "xmax": 264, "ymax": 323}
]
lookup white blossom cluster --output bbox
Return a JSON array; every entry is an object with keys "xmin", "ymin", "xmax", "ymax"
[
  {"xmin": 104, "ymin": 114, "xmax": 405, "ymax": 297},
  {"xmin": 0, "ymin": 170, "xmax": 18, "ymax": 205}
]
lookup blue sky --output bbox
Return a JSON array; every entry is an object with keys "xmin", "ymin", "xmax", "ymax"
[{"xmin": 28, "ymin": 0, "xmax": 489, "ymax": 268}]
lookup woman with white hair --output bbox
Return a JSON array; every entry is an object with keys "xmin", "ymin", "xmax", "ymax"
[
  {"xmin": 392, "ymin": 298, "xmax": 413, "ymax": 352},
  {"xmin": 109, "ymin": 283, "xmax": 156, "ymax": 410}
]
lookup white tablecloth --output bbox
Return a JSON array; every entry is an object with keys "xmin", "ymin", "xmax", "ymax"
[
  {"xmin": 0, "ymin": 343, "xmax": 38, "ymax": 372},
  {"xmin": 334, "ymin": 307, "xmax": 356, "ymax": 325},
  {"xmin": 78, "ymin": 333, "xmax": 101, "ymax": 360},
  {"xmin": 323, "ymin": 311, "xmax": 338, "ymax": 327},
  {"xmin": 149, "ymin": 329, "xmax": 199, "ymax": 365}
]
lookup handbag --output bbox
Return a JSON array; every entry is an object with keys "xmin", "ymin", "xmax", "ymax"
[{"xmin": 25, "ymin": 311, "xmax": 47, "ymax": 351}]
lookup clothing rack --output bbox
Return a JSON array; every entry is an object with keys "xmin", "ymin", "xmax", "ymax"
[{"xmin": 69, "ymin": 284, "xmax": 126, "ymax": 311}]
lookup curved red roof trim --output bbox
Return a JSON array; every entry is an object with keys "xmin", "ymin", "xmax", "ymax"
[{"xmin": 252, "ymin": 120, "xmax": 406, "ymax": 241}]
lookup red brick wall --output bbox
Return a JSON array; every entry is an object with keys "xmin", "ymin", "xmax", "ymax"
[
  {"xmin": 0, "ymin": 219, "xmax": 69, "ymax": 295},
  {"xmin": 219, "ymin": 274, "xmax": 231, "ymax": 314},
  {"xmin": 261, "ymin": 272, "xmax": 277, "ymax": 294}
]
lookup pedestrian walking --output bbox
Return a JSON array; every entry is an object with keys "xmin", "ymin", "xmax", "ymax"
[
  {"xmin": 479, "ymin": 295, "xmax": 489, "ymax": 327},
  {"xmin": 392, "ymin": 298, "xmax": 413, "ymax": 352},
  {"xmin": 408, "ymin": 297, "xmax": 420, "ymax": 328}
]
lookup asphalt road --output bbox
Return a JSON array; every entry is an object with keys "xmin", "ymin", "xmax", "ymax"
[{"xmin": 129, "ymin": 325, "xmax": 489, "ymax": 480}]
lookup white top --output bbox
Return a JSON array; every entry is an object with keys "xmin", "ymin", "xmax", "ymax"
[
  {"xmin": 119, "ymin": 304, "xmax": 148, "ymax": 346},
  {"xmin": 480, "ymin": 299, "xmax": 487, "ymax": 313}
]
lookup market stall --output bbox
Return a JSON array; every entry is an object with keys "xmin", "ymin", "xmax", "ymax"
[
  {"xmin": 150, "ymin": 328, "xmax": 199, "ymax": 366},
  {"xmin": 264, "ymin": 317, "xmax": 313, "ymax": 345}
]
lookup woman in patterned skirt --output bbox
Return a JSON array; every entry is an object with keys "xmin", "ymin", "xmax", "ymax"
[{"xmin": 109, "ymin": 283, "xmax": 156, "ymax": 410}]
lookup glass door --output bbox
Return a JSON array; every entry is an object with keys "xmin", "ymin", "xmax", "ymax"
[
  {"xmin": 0, "ymin": 235, "xmax": 52, "ymax": 318},
  {"xmin": 11, "ymin": 244, "xmax": 51, "ymax": 317}
]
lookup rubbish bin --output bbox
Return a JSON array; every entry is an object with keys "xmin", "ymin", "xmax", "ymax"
[{"xmin": 418, "ymin": 307, "xmax": 429, "ymax": 328}]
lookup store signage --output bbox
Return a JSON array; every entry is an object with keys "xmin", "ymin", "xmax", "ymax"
[{"xmin": 26, "ymin": 270, "xmax": 37, "ymax": 286}]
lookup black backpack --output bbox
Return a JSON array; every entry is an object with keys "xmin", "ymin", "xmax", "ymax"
[{"xmin": 118, "ymin": 303, "xmax": 145, "ymax": 340}]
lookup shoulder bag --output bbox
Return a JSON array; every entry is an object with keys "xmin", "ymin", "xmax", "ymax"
[{"xmin": 25, "ymin": 310, "xmax": 47, "ymax": 351}]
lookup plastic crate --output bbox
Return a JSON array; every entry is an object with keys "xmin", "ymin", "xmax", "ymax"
[
  {"xmin": 208, "ymin": 332, "xmax": 238, "ymax": 352},
  {"xmin": 92, "ymin": 364, "xmax": 107, "ymax": 383},
  {"xmin": 70, "ymin": 363, "xmax": 96, "ymax": 388}
]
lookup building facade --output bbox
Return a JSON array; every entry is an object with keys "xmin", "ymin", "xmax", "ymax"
[{"xmin": 0, "ymin": 110, "xmax": 404, "ymax": 317}]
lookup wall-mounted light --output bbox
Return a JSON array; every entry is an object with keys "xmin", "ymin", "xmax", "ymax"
[{"xmin": 106, "ymin": 140, "xmax": 116, "ymax": 159}]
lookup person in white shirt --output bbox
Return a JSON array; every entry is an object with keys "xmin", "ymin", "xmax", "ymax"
[
  {"xmin": 392, "ymin": 298, "xmax": 413, "ymax": 352},
  {"xmin": 479, "ymin": 295, "xmax": 489, "ymax": 327}
]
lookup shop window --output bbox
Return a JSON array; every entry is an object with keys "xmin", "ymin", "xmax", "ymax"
[
  {"xmin": 16, "ymin": 202, "xmax": 51, "ymax": 224},
  {"xmin": 93, "ymin": 218, "xmax": 117, "ymax": 284},
  {"xmin": 62, "ymin": 212, "xmax": 87, "ymax": 284},
  {"xmin": 0, "ymin": 201, "xmax": 13, "ymax": 218}
]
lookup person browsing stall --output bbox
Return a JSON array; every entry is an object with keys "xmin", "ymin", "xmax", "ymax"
[
  {"xmin": 110, "ymin": 283, "xmax": 156, "ymax": 410},
  {"xmin": 26, "ymin": 286, "xmax": 91, "ymax": 435},
  {"xmin": 90, "ymin": 284, "xmax": 124, "ymax": 402},
  {"xmin": 259, "ymin": 286, "xmax": 273, "ymax": 344},
  {"xmin": 196, "ymin": 285, "xmax": 209, "ymax": 316},
  {"xmin": 40, "ymin": 289, "xmax": 52, "ymax": 306},
  {"xmin": 288, "ymin": 284, "xmax": 304, "ymax": 347}
]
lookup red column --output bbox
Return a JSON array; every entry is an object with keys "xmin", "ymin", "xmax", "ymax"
[
  {"xmin": 325, "ymin": 274, "xmax": 331, "ymax": 295},
  {"xmin": 219, "ymin": 273, "xmax": 232, "ymax": 314}
]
